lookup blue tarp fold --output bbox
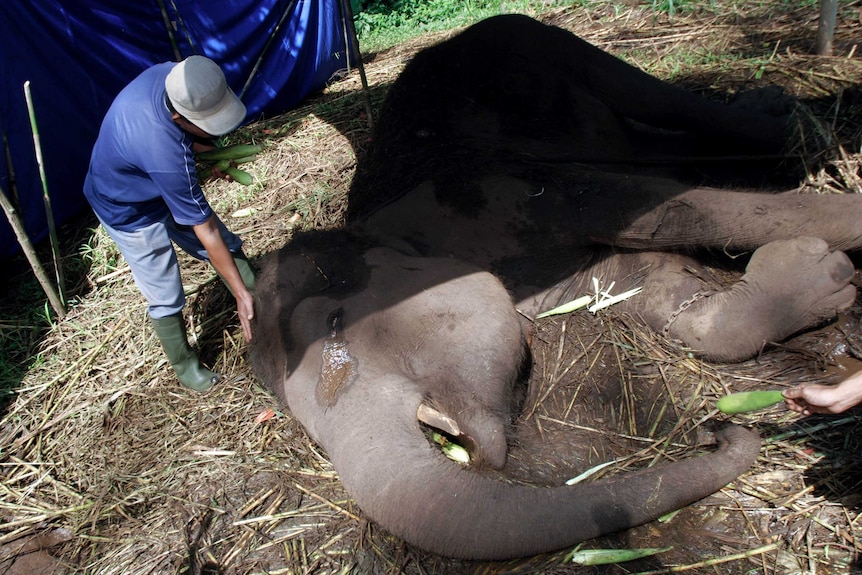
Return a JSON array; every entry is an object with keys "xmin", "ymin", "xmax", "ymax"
[{"xmin": 0, "ymin": 0, "xmax": 351, "ymax": 259}]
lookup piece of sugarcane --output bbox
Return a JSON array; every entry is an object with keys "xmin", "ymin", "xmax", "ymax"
[
  {"xmin": 223, "ymin": 166, "xmax": 253, "ymax": 185},
  {"xmin": 717, "ymin": 390, "xmax": 785, "ymax": 414},
  {"xmin": 195, "ymin": 143, "xmax": 262, "ymax": 161}
]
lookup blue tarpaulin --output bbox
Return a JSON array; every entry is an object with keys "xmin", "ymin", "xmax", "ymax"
[{"xmin": 0, "ymin": 0, "xmax": 352, "ymax": 259}]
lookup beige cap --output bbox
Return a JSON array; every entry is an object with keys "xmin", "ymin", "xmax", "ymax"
[{"xmin": 165, "ymin": 56, "xmax": 246, "ymax": 136}]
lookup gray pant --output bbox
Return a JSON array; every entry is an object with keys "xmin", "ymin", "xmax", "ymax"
[{"xmin": 97, "ymin": 213, "xmax": 243, "ymax": 319}]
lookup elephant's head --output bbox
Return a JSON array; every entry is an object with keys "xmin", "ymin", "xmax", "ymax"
[
  {"xmin": 250, "ymin": 229, "xmax": 529, "ymax": 468},
  {"xmin": 249, "ymin": 229, "xmax": 761, "ymax": 560}
]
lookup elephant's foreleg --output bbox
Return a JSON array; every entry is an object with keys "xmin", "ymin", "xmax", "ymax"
[{"xmin": 579, "ymin": 182, "xmax": 862, "ymax": 253}]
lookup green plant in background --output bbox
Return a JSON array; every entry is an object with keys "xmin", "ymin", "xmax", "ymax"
[
  {"xmin": 79, "ymin": 226, "xmax": 121, "ymax": 279},
  {"xmin": 352, "ymin": 0, "xmax": 570, "ymax": 51}
]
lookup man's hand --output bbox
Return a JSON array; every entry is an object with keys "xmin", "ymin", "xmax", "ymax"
[
  {"xmin": 783, "ymin": 373, "xmax": 862, "ymax": 415},
  {"xmin": 234, "ymin": 287, "xmax": 255, "ymax": 342},
  {"xmin": 211, "ymin": 160, "xmax": 240, "ymax": 182},
  {"xmin": 193, "ymin": 215, "xmax": 254, "ymax": 341}
]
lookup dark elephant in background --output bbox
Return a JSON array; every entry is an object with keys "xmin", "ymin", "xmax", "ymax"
[
  {"xmin": 250, "ymin": 14, "xmax": 861, "ymax": 561},
  {"xmin": 348, "ymin": 14, "xmax": 861, "ymax": 364}
]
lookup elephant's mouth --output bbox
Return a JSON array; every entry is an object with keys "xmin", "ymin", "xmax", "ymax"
[
  {"xmin": 416, "ymin": 402, "xmax": 512, "ymax": 469},
  {"xmin": 417, "ymin": 402, "xmax": 462, "ymax": 436},
  {"xmin": 416, "ymin": 402, "xmax": 476, "ymax": 465}
]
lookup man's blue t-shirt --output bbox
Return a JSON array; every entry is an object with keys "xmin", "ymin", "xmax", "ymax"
[{"xmin": 84, "ymin": 62, "xmax": 213, "ymax": 232}]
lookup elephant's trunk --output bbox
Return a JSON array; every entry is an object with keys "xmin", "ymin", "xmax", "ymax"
[{"xmin": 316, "ymin": 377, "xmax": 761, "ymax": 561}]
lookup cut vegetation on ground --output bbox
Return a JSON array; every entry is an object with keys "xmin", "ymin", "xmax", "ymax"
[{"xmin": 1, "ymin": 1, "xmax": 861, "ymax": 573}]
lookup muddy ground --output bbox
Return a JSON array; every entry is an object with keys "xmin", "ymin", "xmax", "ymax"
[{"xmin": 1, "ymin": 2, "xmax": 861, "ymax": 574}]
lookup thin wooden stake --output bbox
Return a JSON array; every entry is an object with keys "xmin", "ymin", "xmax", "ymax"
[
  {"xmin": 24, "ymin": 80, "xmax": 67, "ymax": 309},
  {"xmin": 339, "ymin": 0, "xmax": 375, "ymax": 129}
]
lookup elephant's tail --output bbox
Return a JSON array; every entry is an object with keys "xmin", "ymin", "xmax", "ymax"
[{"xmin": 323, "ymin": 388, "xmax": 760, "ymax": 560}]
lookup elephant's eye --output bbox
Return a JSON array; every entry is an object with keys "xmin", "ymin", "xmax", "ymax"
[{"xmin": 327, "ymin": 308, "xmax": 344, "ymax": 337}]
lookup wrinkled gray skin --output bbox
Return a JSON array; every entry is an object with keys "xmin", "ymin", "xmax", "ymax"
[
  {"xmin": 251, "ymin": 14, "xmax": 861, "ymax": 561},
  {"xmin": 251, "ymin": 231, "xmax": 761, "ymax": 560}
]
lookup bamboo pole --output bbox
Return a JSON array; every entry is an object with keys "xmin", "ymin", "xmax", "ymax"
[
  {"xmin": 156, "ymin": 0, "xmax": 183, "ymax": 61},
  {"xmin": 23, "ymin": 80, "xmax": 67, "ymax": 309},
  {"xmin": 167, "ymin": 0, "xmax": 197, "ymax": 54},
  {"xmin": 0, "ymin": 180, "xmax": 66, "ymax": 319},
  {"xmin": 239, "ymin": 0, "xmax": 295, "ymax": 100},
  {"xmin": 2, "ymin": 129, "xmax": 20, "ymax": 208},
  {"xmin": 815, "ymin": 0, "xmax": 838, "ymax": 56}
]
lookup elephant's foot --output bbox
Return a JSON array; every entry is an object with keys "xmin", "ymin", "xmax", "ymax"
[{"xmin": 666, "ymin": 237, "xmax": 856, "ymax": 362}]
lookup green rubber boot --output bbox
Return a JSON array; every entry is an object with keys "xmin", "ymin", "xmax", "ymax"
[
  {"xmin": 218, "ymin": 251, "xmax": 256, "ymax": 295},
  {"xmin": 151, "ymin": 313, "xmax": 220, "ymax": 392}
]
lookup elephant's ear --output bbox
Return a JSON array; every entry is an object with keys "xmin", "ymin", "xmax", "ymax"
[{"xmin": 417, "ymin": 403, "xmax": 461, "ymax": 436}]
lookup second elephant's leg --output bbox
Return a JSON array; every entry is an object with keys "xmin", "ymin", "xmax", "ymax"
[{"xmin": 570, "ymin": 174, "xmax": 862, "ymax": 254}]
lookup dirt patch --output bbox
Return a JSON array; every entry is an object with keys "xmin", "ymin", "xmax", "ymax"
[{"xmin": 1, "ymin": 2, "xmax": 861, "ymax": 574}]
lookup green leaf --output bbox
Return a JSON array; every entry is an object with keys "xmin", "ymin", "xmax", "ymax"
[
  {"xmin": 565, "ymin": 459, "xmax": 618, "ymax": 485},
  {"xmin": 535, "ymin": 295, "xmax": 592, "ymax": 319}
]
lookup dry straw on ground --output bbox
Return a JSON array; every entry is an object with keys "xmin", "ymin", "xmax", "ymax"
[{"xmin": 1, "ymin": 1, "xmax": 861, "ymax": 573}]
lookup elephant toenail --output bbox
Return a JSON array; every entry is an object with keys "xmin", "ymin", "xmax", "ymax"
[
  {"xmin": 795, "ymin": 236, "xmax": 828, "ymax": 255},
  {"xmin": 831, "ymin": 252, "xmax": 854, "ymax": 282}
]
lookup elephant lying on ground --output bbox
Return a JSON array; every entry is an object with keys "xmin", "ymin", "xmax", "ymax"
[
  {"xmin": 250, "ymin": 14, "xmax": 861, "ymax": 561},
  {"xmin": 250, "ymin": 230, "xmax": 762, "ymax": 560}
]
